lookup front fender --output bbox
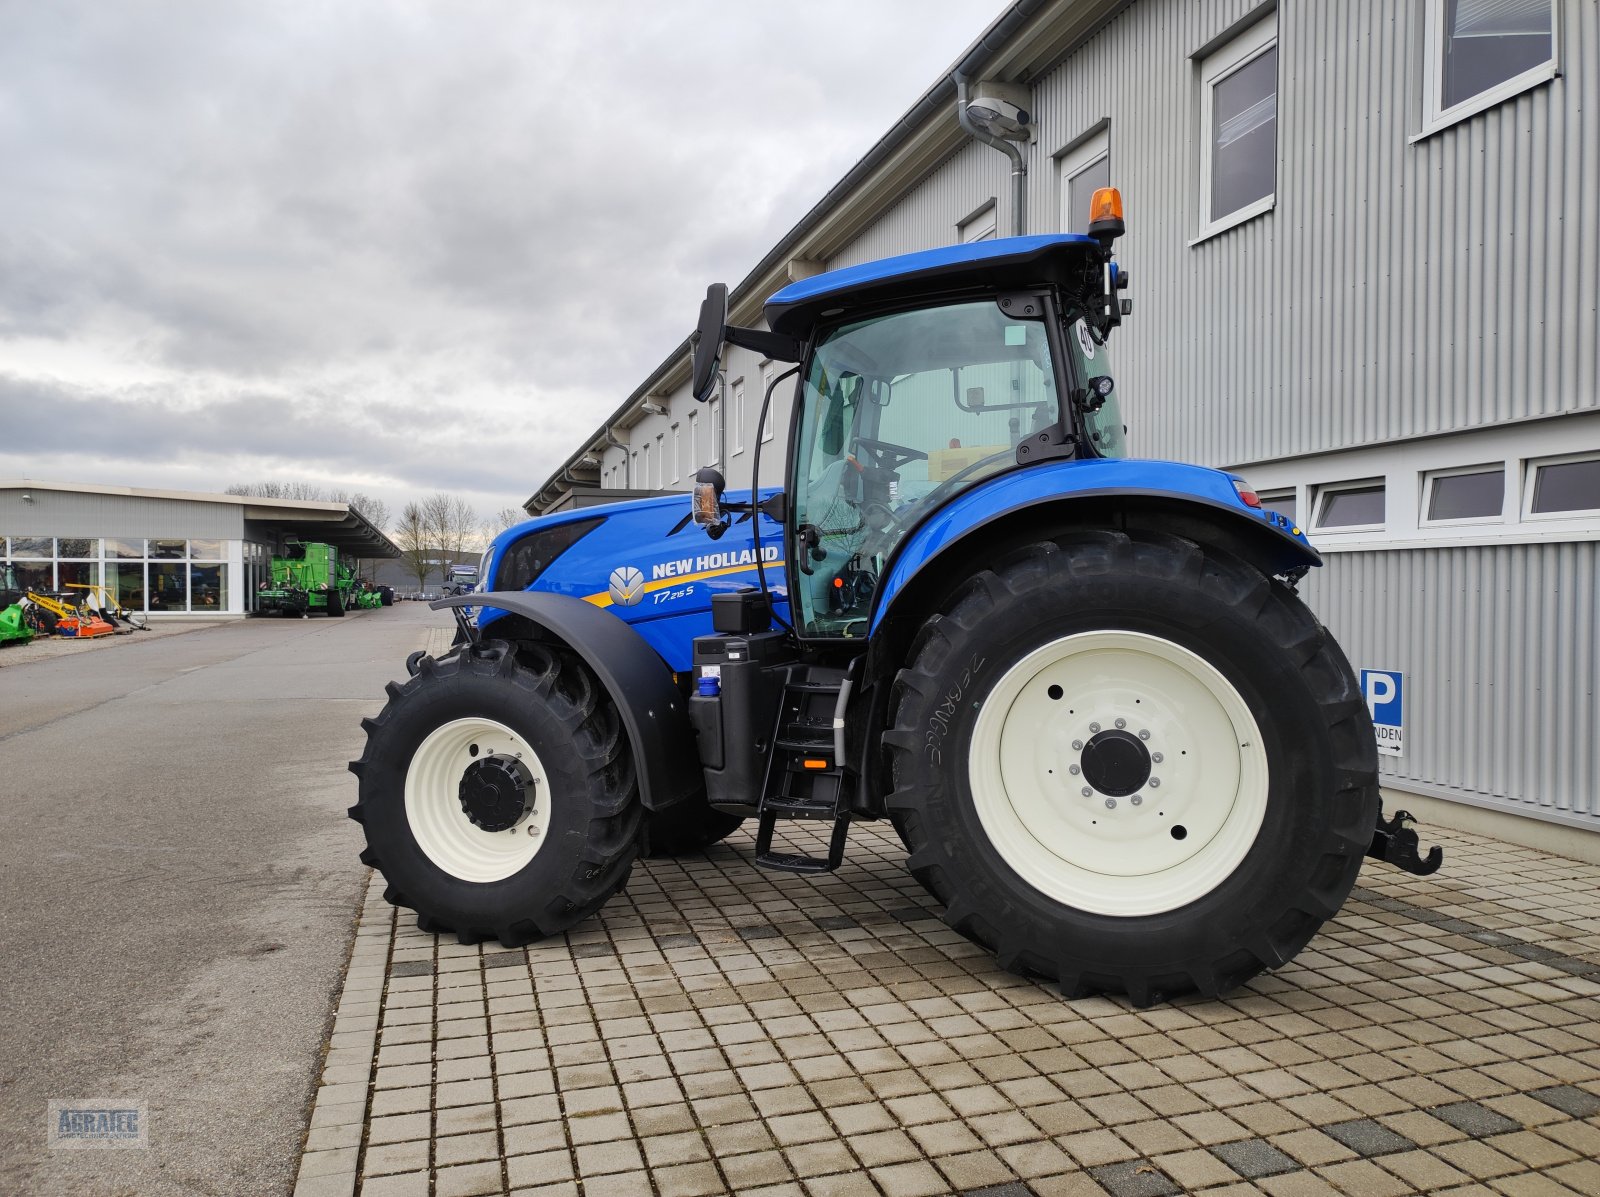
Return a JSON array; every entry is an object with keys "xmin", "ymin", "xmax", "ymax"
[
  {"xmin": 871, "ymin": 458, "xmax": 1319, "ymax": 633},
  {"xmin": 432, "ymin": 591, "xmax": 700, "ymax": 811}
]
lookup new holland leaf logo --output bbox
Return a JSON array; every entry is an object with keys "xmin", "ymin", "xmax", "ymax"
[{"xmin": 608, "ymin": 566, "xmax": 646, "ymax": 607}]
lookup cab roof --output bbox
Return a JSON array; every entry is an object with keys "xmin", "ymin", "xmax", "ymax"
[{"xmin": 763, "ymin": 233, "xmax": 1100, "ymax": 339}]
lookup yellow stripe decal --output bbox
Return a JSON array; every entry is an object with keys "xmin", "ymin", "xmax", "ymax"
[{"xmin": 583, "ymin": 562, "xmax": 771, "ymax": 608}]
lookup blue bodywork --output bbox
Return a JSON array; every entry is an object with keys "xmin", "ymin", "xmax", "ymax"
[
  {"xmin": 479, "ymin": 460, "xmax": 1314, "ymax": 673},
  {"xmin": 478, "ymin": 492, "xmax": 791, "ymax": 672},
  {"xmin": 767, "ymin": 234, "xmax": 1097, "ymax": 307}
]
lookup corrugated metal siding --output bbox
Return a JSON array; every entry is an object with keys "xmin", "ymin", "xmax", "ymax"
[
  {"xmin": 1302, "ymin": 543, "xmax": 1599, "ymax": 826},
  {"xmin": 827, "ymin": 0, "xmax": 1599, "ymax": 466},
  {"xmin": 827, "ymin": 141, "xmax": 1008, "ymax": 269},
  {"xmin": 0, "ymin": 491, "xmax": 243, "ymax": 540}
]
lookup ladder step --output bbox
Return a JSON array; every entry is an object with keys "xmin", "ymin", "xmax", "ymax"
[
  {"xmin": 754, "ymin": 811, "xmax": 850, "ymax": 874},
  {"xmin": 785, "ymin": 681, "xmax": 842, "ymax": 693},
  {"xmin": 763, "ymin": 794, "xmax": 838, "ymax": 818},
  {"xmin": 775, "ymin": 736, "xmax": 832, "ymax": 753}
]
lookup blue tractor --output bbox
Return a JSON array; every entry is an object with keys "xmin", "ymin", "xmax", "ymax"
[{"xmin": 350, "ymin": 191, "xmax": 1439, "ymax": 1005}]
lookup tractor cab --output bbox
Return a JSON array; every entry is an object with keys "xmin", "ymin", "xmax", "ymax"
[{"xmin": 690, "ymin": 199, "xmax": 1133, "ymax": 641}]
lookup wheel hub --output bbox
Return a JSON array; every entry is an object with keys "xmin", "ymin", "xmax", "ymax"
[
  {"xmin": 457, "ymin": 756, "xmax": 533, "ymax": 832},
  {"xmin": 1078, "ymin": 728, "xmax": 1151, "ymax": 797}
]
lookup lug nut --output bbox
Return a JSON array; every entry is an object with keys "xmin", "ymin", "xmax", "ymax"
[
  {"xmin": 1089, "ymin": 722, "xmax": 1101, "ymax": 733},
  {"xmin": 1152, "ymin": 752, "xmax": 1164, "ymax": 763},
  {"xmin": 1081, "ymin": 787, "xmax": 1093, "ymax": 797},
  {"xmin": 1131, "ymin": 795, "xmax": 1143, "ymax": 806},
  {"xmin": 1115, "ymin": 718, "xmax": 1126, "ymax": 729},
  {"xmin": 1071, "ymin": 740, "xmax": 1083, "ymax": 751},
  {"xmin": 1068, "ymin": 764, "xmax": 1080, "ymax": 775},
  {"xmin": 1139, "ymin": 729, "xmax": 1150, "ymax": 740},
  {"xmin": 1104, "ymin": 798, "xmax": 1116, "ymax": 809},
  {"xmin": 1149, "ymin": 777, "xmax": 1161, "ymax": 788}
]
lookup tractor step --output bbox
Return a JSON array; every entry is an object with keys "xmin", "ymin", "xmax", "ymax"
[{"xmin": 753, "ymin": 668, "xmax": 853, "ymax": 874}]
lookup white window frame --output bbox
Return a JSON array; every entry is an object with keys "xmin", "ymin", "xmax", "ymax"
[
  {"xmin": 1415, "ymin": 0, "xmax": 1559, "ymax": 141},
  {"xmin": 1193, "ymin": 15, "xmax": 1278, "ymax": 245},
  {"xmin": 708, "ymin": 396, "xmax": 722, "ymax": 468},
  {"xmin": 958, "ymin": 203, "xmax": 997, "ymax": 244},
  {"xmin": 654, "ymin": 434, "xmax": 665, "ymax": 487},
  {"xmin": 731, "ymin": 377, "xmax": 745, "ymax": 455},
  {"xmin": 671, "ymin": 423, "xmax": 681, "ymax": 483},
  {"xmin": 688, "ymin": 410, "xmax": 700, "ymax": 471},
  {"xmin": 640, "ymin": 443, "xmax": 651, "ymax": 490},
  {"xmin": 1420, "ymin": 462, "xmax": 1508, "ymax": 526},
  {"xmin": 1311, "ymin": 478, "xmax": 1387, "ymax": 534},
  {"xmin": 1058, "ymin": 129, "xmax": 1110, "ymax": 233},
  {"xmin": 1522, "ymin": 450, "xmax": 1600, "ymax": 522},
  {"xmin": 759, "ymin": 361, "xmax": 776, "ymax": 443}
]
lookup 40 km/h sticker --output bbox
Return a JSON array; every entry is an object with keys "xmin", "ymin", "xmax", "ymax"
[{"xmin": 1361, "ymin": 669, "xmax": 1404, "ymax": 758}]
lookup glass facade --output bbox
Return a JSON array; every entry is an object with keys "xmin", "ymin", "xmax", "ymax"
[{"xmin": 0, "ymin": 536, "xmax": 235, "ymax": 613}]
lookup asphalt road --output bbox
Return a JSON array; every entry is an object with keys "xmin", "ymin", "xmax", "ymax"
[{"xmin": 0, "ymin": 602, "xmax": 437, "ymax": 1196}]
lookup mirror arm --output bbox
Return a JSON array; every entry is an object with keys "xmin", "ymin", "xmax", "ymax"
[{"xmin": 723, "ymin": 325, "xmax": 803, "ymax": 363}]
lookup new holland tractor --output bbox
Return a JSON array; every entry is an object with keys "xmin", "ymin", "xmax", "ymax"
[{"xmin": 351, "ymin": 190, "xmax": 1440, "ymax": 1005}]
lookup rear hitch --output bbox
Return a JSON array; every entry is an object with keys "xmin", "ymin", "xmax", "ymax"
[{"xmin": 1367, "ymin": 806, "xmax": 1443, "ymax": 875}]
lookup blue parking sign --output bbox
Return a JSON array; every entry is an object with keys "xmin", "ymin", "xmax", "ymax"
[{"xmin": 1360, "ymin": 669, "xmax": 1404, "ymax": 757}]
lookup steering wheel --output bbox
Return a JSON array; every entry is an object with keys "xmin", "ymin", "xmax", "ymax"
[{"xmin": 852, "ymin": 437, "xmax": 928, "ymax": 474}]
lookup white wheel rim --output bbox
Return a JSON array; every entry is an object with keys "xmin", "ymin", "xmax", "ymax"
[
  {"xmin": 968, "ymin": 630, "xmax": 1268, "ymax": 916},
  {"xmin": 404, "ymin": 717, "xmax": 550, "ymax": 883}
]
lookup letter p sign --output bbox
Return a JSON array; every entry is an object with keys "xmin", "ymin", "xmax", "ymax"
[{"xmin": 1360, "ymin": 668, "xmax": 1404, "ymax": 757}]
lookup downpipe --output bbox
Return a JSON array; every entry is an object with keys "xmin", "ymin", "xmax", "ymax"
[{"xmin": 954, "ymin": 72, "xmax": 1027, "ymax": 237}]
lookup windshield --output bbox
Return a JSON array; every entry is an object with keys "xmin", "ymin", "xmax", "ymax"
[{"xmin": 791, "ymin": 299, "xmax": 1060, "ymax": 638}]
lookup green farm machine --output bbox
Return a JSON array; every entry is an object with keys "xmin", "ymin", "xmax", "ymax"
[{"xmin": 256, "ymin": 541, "xmax": 368, "ymax": 618}]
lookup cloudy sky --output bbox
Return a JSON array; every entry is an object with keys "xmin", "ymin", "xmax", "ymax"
[{"xmin": 0, "ymin": 1, "xmax": 994, "ymax": 525}]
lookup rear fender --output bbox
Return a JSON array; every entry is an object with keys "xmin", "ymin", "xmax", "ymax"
[
  {"xmin": 871, "ymin": 458, "xmax": 1321, "ymax": 635},
  {"xmin": 432, "ymin": 591, "xmax": 700, "ymax": 811}
]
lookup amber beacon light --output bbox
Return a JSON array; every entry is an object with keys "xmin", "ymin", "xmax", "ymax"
[{"xmin": 1087, "ymin": 186, "xmax": 1125, "ymax": 245}]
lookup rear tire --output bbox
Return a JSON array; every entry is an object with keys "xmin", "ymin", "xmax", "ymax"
[
  {"xmin": 884, "ymin": 530, "xmax": 1377, "ymax": 1006},
  {"xmin": 327, "ymin": 590, "xmax": 345, "ymax": 617},
  {"xmin": 644, "ymin": 799, "xmax": 745, "ymax": 858},
  {"xmin": 348, "ymin": 643, "xmax": 640, "ymax": 945}
]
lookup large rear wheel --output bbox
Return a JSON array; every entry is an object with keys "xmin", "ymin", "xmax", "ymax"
[
  {"xmin": 885, "ymin": 530, "xmax": 1377, "ymax": 1006},
  {"xmin": 349, "ymin": 643, "xmax": 640, "ymax": 944}
]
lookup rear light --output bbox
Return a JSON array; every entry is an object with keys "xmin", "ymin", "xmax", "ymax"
[{"xmin": 1232, "ymin": 479, "xmax": 1261, "ymax": 508}]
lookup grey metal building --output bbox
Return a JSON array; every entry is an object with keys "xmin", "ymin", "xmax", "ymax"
[
  {"xmin": 530, "ymin": 0, "xmax": 1598, "ymax": 837},
  {"xmin": 1, "ymin": 479, "xmax": 398, "ymax": 617}
]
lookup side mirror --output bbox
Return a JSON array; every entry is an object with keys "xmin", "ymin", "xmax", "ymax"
[
  {"xmin": 692, "ymin": 467, "xmax": 728, "ymax": 540},
  {"xmin": 690, "ymin": 283, "xmax": 728, "ymax": 403}
]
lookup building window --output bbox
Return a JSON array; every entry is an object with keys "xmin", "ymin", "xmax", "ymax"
[
  {"xmin": 630, "ymin": 450, "xmax": 639, "ymax": 485},
  {"xmin": 1424, "ymin": 465, "xmax": 1505, "ymax": 522},
  {"xmin": 958, "ymin": 204, "xmax": 996, "ymax": 244},
  {"xmin": 1197, "ymin": 16, "xmax": 1278, "ymax": 240},
  {"xmin": 671, "ymin": 424, "xmax": 681, "ymax": 483},
  {"xmin": 1059, "ymin": 130, "xmax": 1110, "ymax": 234},
  {"xmin": 708, "ymin": 397, "xmax": 722, "ymax": 467},
  {"xmin": 1423, "ymin": 0, "xmax": 1555, "ymax": 133},
  {"xmin": 732, "ymin": 379, "xmax": 745, "ymax": 455},
  {"xmin": 759, "ymin": 362, "xmax": 777, "ymax": 443},
  {"xmin": 1526, "ymin": 453, "xmax": 1600, "ymax": 517},
  {"xmin": 641, "ymin": 443, "xmax": 652, "ymax": 490},
  {"xmin": 1314, "ymin": 480, "xmax": 1386, "ymax": 530},
  {"xmin": 654, "ymin": 434, "xmax": 665, "ymax": 486},
  {"xmin": 688, "ymin": 410, "xmax": 700, "ymax": 470},
  {"xmin": 1258, "ymin": 489, "xmax": 1297, "ymax": 523}
]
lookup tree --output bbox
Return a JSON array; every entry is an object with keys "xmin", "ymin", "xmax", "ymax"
[
  {"xmin": 422, "ymin": 492, "xmax": 477, "ymax": 570},
  {"xmin": 393, "ymin": 502, "xmax": 435, "ymax": 592},
  {"xmin": 225, "ymin": 480, "xmax": 332, "ymax": 501},
  {"xmin": 490, "ymin": 507, "xmax": 525, "ymax": 536}
]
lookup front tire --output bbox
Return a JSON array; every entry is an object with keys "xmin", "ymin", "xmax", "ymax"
[
  {"xmin": 349, "ymin": 643, "xmax": 640, "ymax": 944},
  {"xmin": 885, "ymin": 531, "xmax": 1377, "ymax": 1006}
]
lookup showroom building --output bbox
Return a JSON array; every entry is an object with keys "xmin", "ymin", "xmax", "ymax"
[
  {"xmin": 528, "ymin": 0, "xmax": 1597, "ymax": 842},
  {"xmin": 0, "ymin": 480, "xmax": 399, "ymax": 617}
]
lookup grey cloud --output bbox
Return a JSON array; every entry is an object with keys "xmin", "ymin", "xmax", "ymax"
[{"xmin": 0, "ymin": 0, "xmax": 987, "ymax": 513}]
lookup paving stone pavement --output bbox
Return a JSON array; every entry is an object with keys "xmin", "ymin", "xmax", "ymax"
[{"xmin": 293, "ymin": 820, "xmax": 1600, "ymax": 1197}]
